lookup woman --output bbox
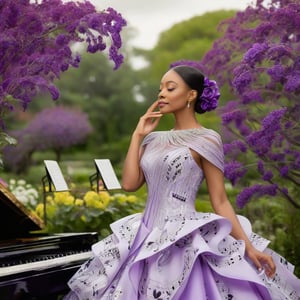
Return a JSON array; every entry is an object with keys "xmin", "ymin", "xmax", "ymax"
[{"xmin": 65, "ymin": 63, "xmax": 300, "ymax": 299}]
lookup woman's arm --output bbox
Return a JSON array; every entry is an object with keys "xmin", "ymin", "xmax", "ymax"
[
  {"xmin": 122, "ymin": 101, "xmax": 162, "ymax": 191},
  {"xmin": 121, "ymin": 131, "xmax": 146, "ymax": 192},
  {"xmin": 201, "ymin": 157, "xmax": 276, "ymax": 278}
]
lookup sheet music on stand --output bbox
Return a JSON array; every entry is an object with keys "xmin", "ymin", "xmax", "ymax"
[
  {"xmin": 93, "ymin": 159, "xmax": 121, "ymax": 190},
  {"xmin": 43, "ymin": 160, "xmax": 69, "ymax": 192},
  {"xmin": 42, "ymin": 160, "xmax": 69, "ymax": 224}
]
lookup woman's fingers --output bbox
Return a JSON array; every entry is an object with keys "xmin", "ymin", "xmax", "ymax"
[
  {"xmin": 262, "ymin": 254, "xmax": 276, "ymax": 278},
  {"xmin": 140, "ymin": 111, "xmax": 162, "ymax": 122},
  {"xmin": 249, "ymin": 252, "xmax": 263, "ymax": 272},
  {"xmin": 247, "ymin": 248, "xmax": 276, "ymax": 278},
  {"xmin": 142, "ymin": 101, "xmax": 162, "ymax": 124},
  {"xmin": 135, "ymin": 101, "xmax": 162, "ymax": 135},
  {"xmin": 146, "ymin": 100, "xmax": 159, "ymax": 112}
]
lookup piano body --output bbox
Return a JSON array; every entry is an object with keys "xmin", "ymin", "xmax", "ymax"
[{"xmin": 0, "ymin": 184, "xmax": 98, "ymax": 299}]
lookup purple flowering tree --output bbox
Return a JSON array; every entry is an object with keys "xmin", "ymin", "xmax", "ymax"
[
  {"xmin": 28, "ymin": 106, "xmax": 92, "ymax": 161},
  {"xmin": 200, "ymin": 0, "xmax": 300, "ymax": 209},
  {"xmin": 0, "ymin": 0, "xmax": 126, "ymax": 165},
  {"xmin": 4, "ymin": 106, "xmax": 92, "ymax": 173}
]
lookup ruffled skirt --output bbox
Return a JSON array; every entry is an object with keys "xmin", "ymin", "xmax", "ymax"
[{"xmin": 64, "ymin": 212, "xmax": 300, "ymax": 299}]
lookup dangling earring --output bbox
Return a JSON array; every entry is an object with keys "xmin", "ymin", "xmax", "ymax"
[{"xmin": 187, "ymin": 101, "xmax": 191, "ymax": 108}]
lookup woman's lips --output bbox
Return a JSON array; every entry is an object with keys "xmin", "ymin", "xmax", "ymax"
[{"xmin": 158, "ymin": 101, "xmax": 168, "ymax": 107}]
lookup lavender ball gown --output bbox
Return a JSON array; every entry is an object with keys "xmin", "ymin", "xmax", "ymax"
[{"xmin": 65, "ymin": 128, "xmax": 300, "ymax": 299}]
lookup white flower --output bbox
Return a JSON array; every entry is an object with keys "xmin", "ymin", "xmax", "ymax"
[
  {"xmin": 9, "ymin": 179, "xmax": 39, "ymax": 208},
  {"xmin": 9, "ymin": 179, "xmax": 16, "ymax": 186},
  {"xmin": 17, "ymin": 179, "xmax": 26, "ymax": 186}
]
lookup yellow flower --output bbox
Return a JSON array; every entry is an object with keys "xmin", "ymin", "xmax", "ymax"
[
  {"xmin": 93, "ymin": 201, "xmax": 106, "ymax": 209},
  {"xmin": 46, "ymin": 195, "xmax": 54, "ymax": 205},
  {"xmin": 84, "ymin": 191, "xmax": 99, "ymax": 201},
  {"xmin": 53, "ymin": 192, "xmax": 72, "ymax": 205},
  {"xmin": 98, "ymin": 191, "xmax": 110, "ymax": 208},
  {"xmin": 75, "ymin": 199, "xmax": 84, "ymax": 206},
  {"xmin": 80, "ymin": 215, "xmax": 86, "ymax": 222},
  {"xmin": 84, "ymin": 191, "xmax": 101, "ymax": 208},
  {"xmin": 126, "ymin": 195, "xmax": 138, "ymax": 203},
  {"xmin": 35, "ymin": 203, "xmax": 44, "ymax": 218},
  {"xmin": 63, "ymin": 195, "xmax": 75, "ymax": 206},
  {"xmin": 43, "ymin": 185, "xmax": 50, "ymax": 192},
  {"xmin": 115, "ymin": 193, "xmax": 127, "ymax": 204}
]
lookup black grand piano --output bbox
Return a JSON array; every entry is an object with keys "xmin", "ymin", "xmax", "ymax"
[{"xmin": 0, "ymin": 184, "xmax": 98, "ymax": 299}]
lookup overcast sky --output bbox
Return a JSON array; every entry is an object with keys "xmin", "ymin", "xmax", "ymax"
[{"xmin": 89, "ymin": 0, "xmax": 253, "ymax": 49}]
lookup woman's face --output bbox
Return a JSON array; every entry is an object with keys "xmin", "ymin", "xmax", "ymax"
[{"xmin": 157, "ymin": 69, "xmax": 194, "ymax": 114}]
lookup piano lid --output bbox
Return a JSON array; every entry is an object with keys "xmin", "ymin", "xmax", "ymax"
[{"xmin": 0, "ymin": 183, "xmax": 44, "ymax": 239}]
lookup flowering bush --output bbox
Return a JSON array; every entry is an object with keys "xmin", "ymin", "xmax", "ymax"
[
  {"xmin": 0, "ymin": 0, "xmax": 126, "ymax": 166},
  {"xmin": 198, "ymin": 0, "xmax": 300, "ymax": 273},
  {"xmin": 0, "ymin": 1, "xmax": 126, "ymax": 120},
  {"xmin": 200, "ymin": 0, "xmax": 300, "ymax": 209},
  {"xmin": 35, "ymin": 190, "xmax": 145, "ymax": 239},
  {"xmin": 5, "ymin": 177, "xmax": 145, "ymax": 239},
  {"xmin": 8, "ymin": 179, "xmax": 39, "ymax": 209}
]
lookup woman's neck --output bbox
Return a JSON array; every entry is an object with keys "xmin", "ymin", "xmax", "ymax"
[{"xmin": 173, "ymin": 115, "xmax": 201, "ymax": 131}]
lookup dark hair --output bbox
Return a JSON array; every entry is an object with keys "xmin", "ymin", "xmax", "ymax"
[{"xmin": 172, "ymin": 65, "xmax": 206, "ymax": 114}]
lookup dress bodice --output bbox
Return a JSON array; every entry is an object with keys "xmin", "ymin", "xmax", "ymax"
[{"xmin": 140, "ymin": 128, "xmax": 224, "ymax": 229}]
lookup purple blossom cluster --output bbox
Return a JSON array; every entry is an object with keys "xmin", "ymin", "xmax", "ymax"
[
  {"xmin": 236, "ymin": 184, "xmax": 278, "ymax": 208},
  {"xmin": 221, "ymin": 102, "xmax": 251, "ymax": 136},
  {"xmin": 224, "ymin": 160, "xmax": 247, "ymax": 186},
  {"xmin": 246, "ymin": 108, "xmax": 287, "ymax": 156},
  {"xmin": 223, "ymin": 140, "xmax": 247, "ymax": 156},
  {"xmin": 197, "ymin": 78, "xmax": 220, "ymax": 112},
  {"xmin": 200, "ymin": 0, "xmax": 300, "ymax": 208},
  {"xmin": 0, "ymin": 0, "xmax": 126, "ymax": 128}
]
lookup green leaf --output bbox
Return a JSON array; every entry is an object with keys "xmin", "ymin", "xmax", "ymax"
[{"xmin": 0, "ymin": 132, "xmax": 17, "ymax": 147}]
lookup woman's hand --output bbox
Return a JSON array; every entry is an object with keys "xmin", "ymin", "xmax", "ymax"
[
  {"xmin": 122, "ymin": 100, "xmax": 162, "ymax": 191},
  {"xmin": 246, "ymin": 246, "xmax": 276, "ymax": 278},
  {"xmin": 134, "ymin": 100, "xmax": 162, "ymax": 137}
]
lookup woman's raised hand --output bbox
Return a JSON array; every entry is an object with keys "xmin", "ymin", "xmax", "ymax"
[{"xmin": 134, "ymin": 100, "xmax": 163, "ymax": 137}]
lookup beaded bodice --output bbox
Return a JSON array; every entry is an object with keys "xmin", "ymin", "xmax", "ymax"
[{"xmin": 140, "ymin": 128, "xmax": 224, "ymax": 229}]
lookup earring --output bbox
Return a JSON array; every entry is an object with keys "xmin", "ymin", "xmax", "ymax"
[{"xmin": 187, "ymin": 101, "xmax": 191, "ymax": 108}]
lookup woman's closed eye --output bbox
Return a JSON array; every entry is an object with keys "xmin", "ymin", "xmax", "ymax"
[
  {"xmin": 159, "ymin": 87, "xmax": 175, "ymax": 91},
  {"xmin": 158, "ymin": 87, "xmax": 175, "ymax": 95}
]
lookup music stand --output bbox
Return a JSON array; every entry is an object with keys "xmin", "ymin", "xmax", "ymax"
[
  {"xmin": 89, "ymin": 159, "xmax": 121, "ymax": 192},
  {"xmin": 42, "ymin": 160, "xmax": 69, "ymax": 224}
]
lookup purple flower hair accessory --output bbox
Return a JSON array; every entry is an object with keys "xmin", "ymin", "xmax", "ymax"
[{"xmin": 197, "ymin": 77, "xmax": 220, "ymax": 112}]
